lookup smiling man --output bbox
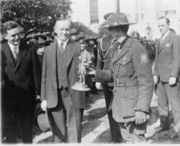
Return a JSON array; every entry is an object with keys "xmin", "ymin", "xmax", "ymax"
[
  {"xmin": 153, "ymin": 16, "xmax": 180, "ymax": 139},
  {"xmin": 1, "ymin": 21, "xmax": 41, "ymax": 143},
  {"xmin": 40, "ymin": 18, "xmax": 85, "ymax": 143}
]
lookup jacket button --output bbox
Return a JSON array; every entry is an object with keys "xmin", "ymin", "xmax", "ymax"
[{"xmin": 114, "ymin": 89, "xmax": 117, "ymax": 93}]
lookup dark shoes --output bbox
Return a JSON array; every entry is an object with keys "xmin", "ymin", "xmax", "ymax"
[
  {"xmin": 149, "ymin": 129, "xmax": 180, "ymax": 143},
  {"xmin": 169, "ymin": 129, "xmax": 179, "ymax": 139},
  {"xmin": 154, "ymin": 125, "xmax": 169, "ymax": 133}
]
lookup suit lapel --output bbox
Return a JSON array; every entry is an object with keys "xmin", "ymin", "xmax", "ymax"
[
  {"xmin": 15, "ymin": 43, "xmax": 27, "ymax": 71},
  {"xmin": 158, "ymin": 31, "xmax": 172, "ymax": 53},
  {"xmin": 66, "ymin": 41, "xmax": 76, "ymax": 67},
  {"xmin": 3, "ymin": 43, "xmax": 16, "ymax": 67}
]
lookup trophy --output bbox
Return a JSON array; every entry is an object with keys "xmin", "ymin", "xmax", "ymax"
[{"xmin": 71, "ymin": 43, "xmax": 94, "ymax": 91}]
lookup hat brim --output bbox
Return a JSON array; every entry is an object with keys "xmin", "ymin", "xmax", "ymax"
[{"xmin": 100, "ymin": 22, "xmax": 136, "ymax": 29}]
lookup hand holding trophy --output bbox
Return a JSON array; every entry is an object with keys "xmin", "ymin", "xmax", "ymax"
[{"xmin": 71, "ymin": 42, "xmax": 94, "ymax": 91}]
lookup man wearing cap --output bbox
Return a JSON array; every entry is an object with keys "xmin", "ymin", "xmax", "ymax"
[
  {"xmin": 96, "ymin": 12, "xmax": 122, "ymax": 143},
  {"xmin": 89, "ymin": 13, "xmax": 153, "ymax": 143},
  {"xmin": 153, "ymin": 16, "xmax": 180, "ymax": 139}
]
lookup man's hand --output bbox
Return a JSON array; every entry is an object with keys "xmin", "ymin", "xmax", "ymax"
[
  {"xmin": 41, "ymin": 100, "xmax": 47, "ymax": 111},
  {"xmin": 153, "ymin": 76, "xmax": 159, "ymax": 84},
  {"xmin": 95, "ymin": 82, "xmax": 102, "ymax": 90},
  {"xmin": 36, "ymin": 95, "xmax": 41, "ymax": 100},
  {"xmin": 135, "ymin": 111, "xmax": 147, "ymax": 124},
  {"xmin": 37, "ymin": 47, "xmax": 45, "ymax": 55},
  {"xmin": 86, "ymin": 67, "xmax": 96, "ymax": 75},
  {"xmin": 169, "ymin": 77, "xmax": 177, "ymax": 86}
]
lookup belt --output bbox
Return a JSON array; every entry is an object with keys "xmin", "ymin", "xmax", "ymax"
[{"xmin": 114, "ymin": 80, "xmax": 137, "ymax": 87}]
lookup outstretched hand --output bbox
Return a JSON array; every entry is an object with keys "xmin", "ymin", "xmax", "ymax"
[{"xmin": 86, "ymin": 67, "xmax": 96, "ymax": 75}]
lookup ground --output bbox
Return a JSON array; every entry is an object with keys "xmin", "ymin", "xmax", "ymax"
[{"xmin": 33, "ymin": 91, "xmax": 180, "ymax": 144}]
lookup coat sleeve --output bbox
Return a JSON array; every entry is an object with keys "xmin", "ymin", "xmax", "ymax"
[
  {"xmin": 40, "ymin": 47, "xmax": 47, "ymax": 100},
  {"xmin": 95, "ymin": 69, "xmax": 113, "ymax": 83},
  {"xmin": 153, "ymin": 41, "xmax": 160, "ymax": 77},
  {"xmin": 170, "ymin": 35, "xmax": 180, "ymax": 78},
  {"xmin": 132, "ymin": 44, "xmax": 154, "ymax": 113},
  {"xmin": 96, "ymin": 41, "xmax": 104, "ymax": 70},
  {"xmin": 31, "ymin": 46, "xmax": 41, "ymax": 95}
]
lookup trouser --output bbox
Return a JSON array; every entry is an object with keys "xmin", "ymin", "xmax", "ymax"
[
  {"xmin": 48, "ymin": 89, "xmax": 84, "ymax": 143},
  {"xmin": 2, "ymin": 102, "xmax": 34, "ymax": 143},
  {"xmin": 119, "ymin": 122, "xmax": 146, "ymax": 143},
  {"xmin": 103, "ymin": 85, "xmax": 122, "ymax": 142},
  {"xmin": 2, "ymin": 88, "xmax": 35, "ymax": 144},
  {"xmin": 157, "ymin": 81, "xmax": 180, "ymax": 132}
]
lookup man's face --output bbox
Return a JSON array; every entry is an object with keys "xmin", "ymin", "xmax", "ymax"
[
  {"xmin": 4, "ymin": 27, "xmax": 22, "ymax": 46},
  {"xmin": 54, "ymin": 20, "xmax": 71, "ymax": 41},
  {"xmin": 158, "ymin": 18, "xmax": 169, "ymax": 36},
  {"xmin": 109, "ymin": 27, "xmax": 122, "ymax": 39}
]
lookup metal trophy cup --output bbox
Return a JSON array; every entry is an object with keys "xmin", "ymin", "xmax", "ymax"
[{"xmin": 71, "ymin": 44, "xmax": 93, "ymax": 91}]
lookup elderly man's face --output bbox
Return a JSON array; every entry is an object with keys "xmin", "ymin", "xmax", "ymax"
[
  {"xmin": 158, "ymin": 18, "xmax": 169, "ymax": 36},
  {"xmin": 54, "ymin": 20, "xmax": 71, "ymax": 41},
  {"xmin": 4, "ymin": 27, "xmax": 22, "ymax": 46}
]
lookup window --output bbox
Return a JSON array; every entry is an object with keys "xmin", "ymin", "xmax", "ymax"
[
  {"xmin": 164, "ymin": 10, "xmax": 176, "ymax": 15},
  {"xmin": 89, "ymin": 0, "xmax": 99, "ymax": 24}
]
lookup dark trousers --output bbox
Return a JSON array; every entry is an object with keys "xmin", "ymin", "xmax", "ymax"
[
  {"xmin": 48, "ymin": 88, "xmax": 84, "ymax": 143},
  {"xmin": 2, "ymin": 89, "xmax": 35, "ymax": 143},
  {"xmin": 2, "ymin": 98, "xmax": 34, "ymax": 143},
  {"xmin": 157, "ymin": 81, "xmax": 180, "ymax": 132},
  {"xmin": 103, "ymin": 85, "xmax": 122, "ymax": 142}
]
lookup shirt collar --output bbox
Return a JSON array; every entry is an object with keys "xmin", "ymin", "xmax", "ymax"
[
  {"xmin": 57, "ymin": 39, "xmax": 69, "ymax": 50},
  {"xmin": 116, "ymin": 35, "xmax": 127, "ymax": 44},
  {"xmin": 8, "ymin": 42, "xmax": 19, "ymax": 53}
]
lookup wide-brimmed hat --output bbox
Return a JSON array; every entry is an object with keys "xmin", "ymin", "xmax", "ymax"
[
  {"xmin": 70, "ymin": 28, "xmax": 78, "ymax": 35},
  {"xmin": 100, "ymin": 12, "xmax": 135, "ymax": 29},
  {"xmin": 104, "ymin": 12, "xmax": 115, "ymax": 20},
  {"xmin": 37, "ymin": 112, "xmax": 50, "ymax": 132}
]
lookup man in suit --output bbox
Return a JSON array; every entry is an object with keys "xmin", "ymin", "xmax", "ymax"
[
  {"xmin": 154, "ymin": 16, "xmax": 180, "ymax": 138},
  {"xmin": 89, "ymin": 13, "xmax": 153, "ymax": 143},
  {"xmin": 96, "ymin": 13, "xmax": 122, "ymax": 143},
  {"xmin": 1, "ymin": 21, "xmax": 41, "ymax": 143},
  {"xmin": 40, "ymin": 18, "xmax": 85, "ymax": 143}
]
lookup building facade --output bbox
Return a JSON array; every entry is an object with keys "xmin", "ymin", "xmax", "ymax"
[{"xmin": 70, "ymin": 0, "xmax": 180, "ymax": 38}]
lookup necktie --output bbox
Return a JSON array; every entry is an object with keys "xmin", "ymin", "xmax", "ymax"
[
  {"xmin": 13, "ymin": 46, "xmax": 18, "ymax": 60},
  {"xmin": 60, "ymin": 42, "xmax": 64, "ymax": 52}
]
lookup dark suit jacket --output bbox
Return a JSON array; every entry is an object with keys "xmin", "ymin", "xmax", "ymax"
[
  {"xmin": 154, "ymin": 31, "xmax": 180, "ymax": 82},
  {"xmin": 1, "ymin": 41, "xmax": 41, "ymax": 107},
  {"xmin": 41, "ymin": 40, "xmax": 85, "ymax": 109}
]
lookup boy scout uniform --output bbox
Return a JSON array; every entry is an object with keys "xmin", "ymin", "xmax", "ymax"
[
  {"xmin": 96, "ymin": 36, "xmax": 153, "ymax": 122},
  {"xmin": 95, "ymin": 12, "xmax": 154, "ymax": 143}
]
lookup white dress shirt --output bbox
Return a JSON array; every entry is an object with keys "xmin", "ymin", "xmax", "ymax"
[{"xmin": 57, "ymin": 39, "xmax": 69, "ymax": 51}]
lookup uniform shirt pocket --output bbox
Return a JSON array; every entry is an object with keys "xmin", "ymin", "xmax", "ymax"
[{"xmin": 118, "ymin": 55, "xmax": 134, "ymax": 76}]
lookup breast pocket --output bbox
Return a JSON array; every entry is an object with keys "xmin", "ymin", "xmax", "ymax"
[{"xmin": 118, "ymin": 54, "xmax": 134, "ymax": 76}]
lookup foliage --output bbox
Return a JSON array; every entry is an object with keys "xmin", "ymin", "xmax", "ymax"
[
  {"xmin": 139, "ymin": 37, "xmax": 157, "ymax": 61},
  {"xmin": 0, "ymin": 0, "xmax": 98, "ymax": 47},
  {"xmin": 1, "ymin": 0, "xmax": 72, "ymax": 33}
]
